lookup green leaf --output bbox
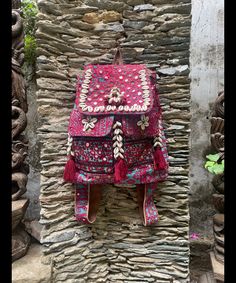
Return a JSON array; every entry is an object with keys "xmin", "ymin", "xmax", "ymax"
[
  {"xmin": 213, "ymin": 164, "xmax": 224, "ymax": 174},
  {"xmin": 24, "ymin": 34, "xmax": 36, "ymax": 65},
  {"xmin": 206, "ymin": 154, "xmax": 220, "ymax": 162},
  {"xmin": 207, "ymin": 166, "xmax": 215, "ymax": 174},
  {"xmin": 205, "ymin": 161, "xmax": 215, "ymax": 169}
]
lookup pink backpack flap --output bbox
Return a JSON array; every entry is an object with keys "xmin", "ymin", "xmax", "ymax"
[{"xmin": 64, "ymin": 63, "xmax": 169, "ymax": 185}]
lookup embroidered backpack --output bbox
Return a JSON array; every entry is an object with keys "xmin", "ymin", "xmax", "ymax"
[{"xmin": 64, "ymin": 48, "xmax": 169, "ymax": 226}]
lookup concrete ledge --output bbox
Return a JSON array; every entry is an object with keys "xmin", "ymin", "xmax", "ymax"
[{"xmin": 12, "ymin": 243, "xmax": 52, "ymax": 283}]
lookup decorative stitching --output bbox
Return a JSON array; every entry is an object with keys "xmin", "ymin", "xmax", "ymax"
[
  {"xmin": 112, "ymin": 121, "xmax": 124, "ymax": 159},
  {"xmin": 153, "ymin": 119, "xmax": 164, "ymax": 148},
  {"xmin": 66, "ymin": 133, "xmax": 74, "ymax": 156},
  {"xmin": 137, "ymin": 115, "xmax": 149, "ymax": 130},
  {"xmin": 82, "ymin": 116, "xmax": 98, "ymax": 131},
  {"xmin": 78, "ymin": 66, "xmax": 151, "ymax": 113},
  {"xmin": 107, "ymin": 87, "xmax": 124, "ymax": 105}
]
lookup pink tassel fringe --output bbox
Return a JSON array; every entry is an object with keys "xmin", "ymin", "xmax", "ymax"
[
  {"xmin": 64, "ymin": 157, "xmax": 76, "ymax": 182},
  {"xmin": 154, "ymin": 148, "xmax": 166, "ymax": 170},
  {"xmin": 114, "ymin": 158, "xmax": 128, "ymax": 182}
]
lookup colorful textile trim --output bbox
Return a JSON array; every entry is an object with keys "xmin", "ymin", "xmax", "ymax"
[
  {"xmin": 75, "ymin": 183, "xmax": 90, "ymax": 224},
  {"xmin": 137, "ymin": 182, "xmax": 159, "ymax": 226},
  {"xmin": 71, "ymin": 135, "xmax": 168, "ymax": 184}
]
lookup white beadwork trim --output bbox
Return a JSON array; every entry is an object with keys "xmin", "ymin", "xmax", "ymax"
[
  {"xmin": 78, "ymin": 68, "xmax": 152, "ymax": 113},
  {"xmin": 66, "ymin": 133, "xmax": 74, "ymax": 156},
  {"xmin": 107, "ymin": 87, "xmax": 124, "ymax": 105},
  {"xmin": 113, "ymin": 121, "xmax": 124, "ymax": 160},
  {"xmin": 106, "ymin": 105, "xmax": 112, "ymax": 111},
  {"xmin": 153, "ymin": 119, "xmax": 164, "ymax": 148},
  {"xmin": 153, "ymin": 136, "xmax": 162, "ymax": 147},
  {"xmin": 79, "ymin": 68, "xmax": 94, "ymax": 112}
]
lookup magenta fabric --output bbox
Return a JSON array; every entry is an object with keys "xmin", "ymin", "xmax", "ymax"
[
  {"xmin": 69, "ymin": 110, "xmax": 114, "ymax": 137},
  {"xmin": 64, "ymin": 62, "xmax": 169, "ymax": 226},
  {"xmin": 71, "ymin": 137, "xmax": 168, "ymax": 184},
  {"xmin": 76, "ymin": 64, "xmax": 154, "ymax": 115},
  {"xmin": 66, "ymin": 63, "xmax": 169, "ymax": 184}
]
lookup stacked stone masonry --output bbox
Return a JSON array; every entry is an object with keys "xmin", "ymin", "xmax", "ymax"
[{"xmin": 36, "ymin": 0, "xmax": 191, "ymax": 282}]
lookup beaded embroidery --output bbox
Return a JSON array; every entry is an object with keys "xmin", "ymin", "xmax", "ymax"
[
  {"xmin": 64, "ymin": 58, "xmax": 169, "ymax": 227},
  {"xmin": 77, "ymin": 65, "xmax": 152, "ymax": 115},
  {"xmin": 82, "ymin": 116, "xmax": 97, "ymax": 131},
  {"xmin": 137, "ymin": 115, "xmax": 149, "ymax": 131}
]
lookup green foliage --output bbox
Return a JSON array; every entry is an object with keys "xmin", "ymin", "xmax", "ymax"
[
  {"xmin": 204, "ymin": 153, "xmax": 224, "ymax": 175},
  {"xmin": 21, "ymin": 0, "xmax": 38, "ymax": 35},
  {"xmin": 21, "ymin": 0, "xmax": 38, "ymax": 65},
  {"xmin": 24, "ymin": 34, "xmax": 37, "ymax": 66}
]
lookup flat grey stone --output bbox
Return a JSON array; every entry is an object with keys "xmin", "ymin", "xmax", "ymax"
[
  {"xmin": 123, "ymin": 20, "xmax": 147, "ymax": 29},
  {"xmin": 12, "ymin": 243, "xmax": 52, "ymax": 282},
  {"xmin": 134, "ymin": 4, "xmax": 155, "ymax": 11},
  {"xmin": 24, "ymin": 220, "xmax": 42, "ymax": 242}
]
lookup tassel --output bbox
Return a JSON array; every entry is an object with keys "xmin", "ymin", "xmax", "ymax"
[
  {"xmin": 64, "ymin": 156, "xmax": 76, "ymax": 182},
  {"xmin": 114, "ymin": 158, "xmax": 128, "ymax": 182},
  {"xmin": 154, "ymin": 147, "xmax": 166, "ymax": 170}
]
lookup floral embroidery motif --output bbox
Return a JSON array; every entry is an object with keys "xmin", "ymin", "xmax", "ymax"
[
  {"xmin": 137, "ymin": 115, "xmax": 149, "ymax": 130},
  {"xmin": 73, "ymin": 138, "xmax": 114, "ymax": 174},
  {"xmin": 82, "ymin": 116, "xmax": 98, "ymax": 131}
]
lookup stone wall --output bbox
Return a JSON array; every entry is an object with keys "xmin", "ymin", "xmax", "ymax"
[{"xmin": 36, "ymin": 0, "xmax": 191, "ymax": 282}]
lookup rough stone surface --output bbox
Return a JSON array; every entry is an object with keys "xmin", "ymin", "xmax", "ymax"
[
  {"xmin": 12, "ymin": 199, "xmax": 30, "ymax": 230},
  {"xmin": 12, "ymin": 242, "xmax": 52, "ymax": 283},
  {"xmin": 133, "ymin": 4, "xmax": 155, "ymax": 12},
  {"xmin": 36, "ymin": 0, "xmax": 191, "ymax": 282},
  {"xmin": 24, "ymin": 220, "xmax": 43, "ymax": 242},
  {"xmin": 12, "ymin": 226, "xmax": 31, "ymax": 263},
  {"xmin": 189, "ymin": 239, "xmax": 213, "ymax": 282}
]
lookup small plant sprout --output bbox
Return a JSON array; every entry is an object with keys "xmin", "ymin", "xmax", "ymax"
[{"xmin": 204, "ymin": 153, "xmax": 224, "ymax": 175}]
